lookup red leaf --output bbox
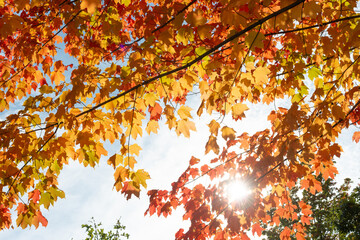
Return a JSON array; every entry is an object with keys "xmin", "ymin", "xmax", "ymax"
[
  {"xmin": 40, "ymin": 78, "xmax": 47, "ymax": 86},
  {"xmin": 228, "ymin": 215, "xmax": 240, "ymax": 233},
  {"xmin": 149, "ymin": 103, "xmax": 162, "ymax": 121},
  {"xmin": 31, "ymin": 82, "xmax": 37, "ymax": 91},
  {"xmin": 175, "ymin": 228, "xmax": 184, "ymax": 239}
]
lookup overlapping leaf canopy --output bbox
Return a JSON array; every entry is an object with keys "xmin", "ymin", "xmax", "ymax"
[{"xmin": 0, "ymin": 0, "xmax": 360, "ymax": 238}]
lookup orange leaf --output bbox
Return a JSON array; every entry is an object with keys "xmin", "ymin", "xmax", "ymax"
[
  {"xmin": 353, "ymin": 131, "xmax": 360, "ymax": 143},
  {"xmin": 252, "ymin": 223, "xmax": 263, "ymax": 237},
  {"xmin": 37, "ymin": 211, "xmax": 48, "ymax": 227},
  {"xmin": 80, "ymin": 0, "xmax": 101, "ymax": 14},
  {"xmin": 189, "ymin": 156, "xmax": 200, "ymax": 166},
  {"xmin": 149, "ymin": 103, "xmax": 162, "ymax": 121},
  {"xmin": 121, "ymin": 181, "xmax": 140, "ymax": 200},
  {"xmin": 280, "ymin": 227, "xmax": 291, "ymax": 240}
]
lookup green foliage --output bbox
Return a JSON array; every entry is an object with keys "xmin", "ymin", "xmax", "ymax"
[{"xmin": 80, "ymin": 217, "xmax": 129, "ymax": 240}]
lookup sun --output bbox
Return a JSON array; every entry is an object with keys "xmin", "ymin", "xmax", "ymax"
[{"xmin": 226, "ymin": 180, "xmax": 252, "ymax": 203}]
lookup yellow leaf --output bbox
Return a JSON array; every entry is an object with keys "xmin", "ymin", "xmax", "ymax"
[
  {"xmin": 144, "ymin": 93, "xmax": 157, "ymax": 107},
  {"xmin": 108, "ymin": 154, "xmax": 123, "ymax": 169},
  {"xmin": 273, "ymin": 185, "xmax": 283, "ymax": 196},
  {"xmin": 208, "ymin": 120, "xmax": 220, "ymax": 136},
  {"xmin": 146, "ymin": 120, "xmax": 159, "ymax": 134},
  {"xmin": 114, "ymin": 166, "xmax": 129, "ymax": 191},
  {"xmin": 205, "ymin": 135, "xmax": 219, "ymax": 154},
  {"xmin": 178, "ymin": 106, "xmax": 192, "ymax": 120},
  {"xmin": 80, "ymin": 0, "xmax": 101, "ymax": 14},
  {"xmin": 177, "ymin": 119, "xmax": 196, "ymax": 138},
  {"xmin": 253, "ymin": 66, "xmax": 270, "ymax": 85},
  {"xmin": 105, "ymin": 63, "xmax": 117, "ymax": 75},
  {"xmin": 129, "ymin": 144, "xmax": 142, "ymax": 156},
  {"xmin": 130, "ymin": 124, "xmax": 142, "ymax": 140},
  {"xmin": 124, "ymin": 156, "xmax": 137, "ymax": 169},
  {"xmin": 120, "ymin": 0, "xmax": 131, "ymax": 7},
  {"xmin": 232, "ymin": 103, "xmax": 249, "ymax": 118},
  {"xmin": 221, "ymin": 126, "xmax": 236, "ymax": 141},
  {"xmin": 133, "ymin": 169, "xmax": 150, "ymax": 188}
]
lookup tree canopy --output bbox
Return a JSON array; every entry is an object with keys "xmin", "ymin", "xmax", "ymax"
[{"xmin": 0, "ymin": 0, "xmax": 360, "ymax": 239}]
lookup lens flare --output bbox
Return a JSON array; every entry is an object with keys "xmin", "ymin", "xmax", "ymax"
[{"xmin": 226, "ymin": 180, "xmax": 251, "ymax": 202}]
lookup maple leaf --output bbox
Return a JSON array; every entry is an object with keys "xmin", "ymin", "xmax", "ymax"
[
  {"xmin": 232, "ymin": 103, "xmax": 249, "ymax": 119},
  {"xmin": 205, "ymin": 135, "xmax": 220, "ymax": 154},
  {"xmin": 121, "ymin": 181, "xmax": 140, "ymax": 200},
  {"xmin": 251, "ymin": 223, "xmax": 263, "ymax": 237},
  {"xmin": 80, "ymin": 0, "xmax": 101, "ymax": 14},
  {"xmin": 253, "ymin": 66, "xmax": 270, "ymax": 85},
  {"xmin": 352, "ymin": 131, "xmax": 360, "ymax": 143},
  {"xmin": 177, "ymin": 106, "xmax": 193, "ymax": 120},
  {"xmin": 208, "ymin": 120, "xmax": 220, "ymax": 136},
  {"xmin": 221, "ymin": 126, "xmax": 236, "ymax": 141},
  {"xmin": 149, "ymin": 103, "xmax": 162, "ymax": 121}
]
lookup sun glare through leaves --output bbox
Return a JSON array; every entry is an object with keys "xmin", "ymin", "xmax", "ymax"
[{"xmin": 225, "ymin": 180, "xmax": 252, "ymax": 203}]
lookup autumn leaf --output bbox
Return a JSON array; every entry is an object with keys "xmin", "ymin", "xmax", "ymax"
[
  {"xmin": 189, "ymin": 156, "xmax": 200, "ymax": 166},
  {"xmin": 177, "ymin": 119, "xmax": 196, "ymax": 138},
  {"xmin": 80, "ymin": 0, "xmax": 101, "ymax": 14},
  {"xmin": 353, "ymin": 131, "xmax": 360, "ymax": 143},
  {"xmin": 146, "ymin": 120, "xmax": 160, "ymax": 134},
  {"xmin": 245, "ymin": 31, "xmax": 265, "ymax": 49},
  {"xmin": 149, "ymin": 103, "xmax": 162, "ymax": 121},
  {"xmin": 132, "ymin": 169, "xmax": 150, "ymax": 188},
  {"xmin": 253, "ymin": 66, "xmax": 270, "ymax": 85},
  {"xmin": 221, "ymin": 126, "xmax": 236, "ymax": 141},
  {"xmin": 208, "ymin": 119, "xmax": 220, "ymax": 136},
  {"xmin": 121, "ymin": 181, "xmax": 140, "ymax": 200},
  {"xmin": 186, "ymin": 9, "xmax": 207, "ymax": 27},
  {"xmin": 177, "ymin": 106, "xmax": 192, "ymax": 120},
  {"xmin": 232, "ymin": 103, "xmax": 249, "ymax": 119},
  {"xmin": 205, "ymin": 135, "xmax": 219, "ymax": 154},
  {"xmin": 251, "ymin": 223, "xmax": 263, "ymax": 237}
]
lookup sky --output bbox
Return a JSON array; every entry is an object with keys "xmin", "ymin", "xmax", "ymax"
[{"xmin": 2, "ymin": 98, "xmax": 360, "ymax": 240}]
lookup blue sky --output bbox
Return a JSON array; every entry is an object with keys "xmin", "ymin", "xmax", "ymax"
[{"xmin": 2, "ymin": 99, "xmax": 360, "ymax": 240}]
